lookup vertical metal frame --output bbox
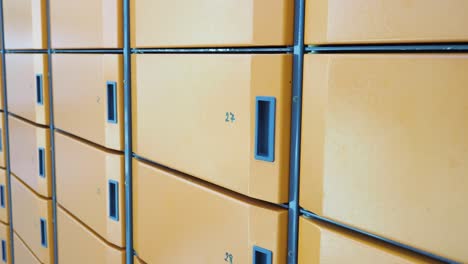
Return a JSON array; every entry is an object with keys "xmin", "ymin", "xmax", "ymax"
[
  {"xmin": 123, "ymin": 0, "xmax": 134, "ymax": 263},
  {"xmin": 45, "ymin": 0, "xmax": 59, "ymax": 263},
  {"xmin": 0, "ymin": 0, "xmax": 14, "ymax": 262},
  {"xmin": 288, "ymin": 0, "xmax": 305, "ymax": 263}
]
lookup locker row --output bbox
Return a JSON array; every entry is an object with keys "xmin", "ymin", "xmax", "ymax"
[
  {"xmin": 3, "ymin": 52, "xmax": 467, "ymax": 262},
  {"xmin": 3, "ymin": 0, "xmax": 468, "ymax": 49}
]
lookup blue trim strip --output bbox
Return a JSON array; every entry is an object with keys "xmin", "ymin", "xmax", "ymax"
[
  {"xmin": 288, "ymin": 1, "xmax": 306, "ymax": 264},
  {"xmin": 107, "ymin": 81, "xmax": 118, "ymax": 123},
  {"xmin": 253, "ymin": 246, "xmax": 273, "ymax": 264},
  {"xmin": 40, "ymin": 218, "xmax": 47, "ymax": 248},
  {"xmin": 254, "ymin": 96, "xmax": 276, "ymax": 162},
  {"xmin": 108, "ymin": 180, "xmax": 119, "ymax": 221}
]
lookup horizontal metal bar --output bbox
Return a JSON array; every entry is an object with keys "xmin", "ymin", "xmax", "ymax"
[
  {"xmin": 306, "ymin": 44, "xmax": 468, "ymax": 53},
  {"xmin": 132, "ymin": 46, "xmax": 293, "ymax": 54},
  {"xmin": 52, "ymin": 49, "xmax": 124, "ymax": 54},
  {"xmin": 5, "ymin": 49, "xmax": 48, "ymax": 54},
  {"xmin": 300, "ymin": 209, "xmax": 460, "ymax": 264}
]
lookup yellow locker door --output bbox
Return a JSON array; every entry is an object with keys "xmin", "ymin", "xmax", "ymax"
[
  {"xmin": 5, "ymin": 54, "xmax": 49, "ymax": 125},
  {"xmin": 11, "ymin": 175, "xmax": 54, "ymax": 264},
  {"xmin": 57, "ymin": 206, "xmax": 125, "ymax": 264},
  {"xmin": 133, "ymin": 159, "xmax": 288, "ymax": 264},
  {"xmin": 131, "ymin": 0, "xmax": 293, "ymax": 48},
  {"xmin": 305, "ymin": 0, "xmax": 468, "ymax": 45},
  {"xmin": 9, "ymin": 116, "xmax": 51, "ymax": 198},
  {"xmin": 298, "ymin": 217, "xmax": 440, "ymax": 263},
  {"xmin": 53, "ymin": 54, "xmax": 124, "ymax": 150},
  {"xmin": 2, "ymin": 0, "xmax": 47, "ymax": 49},
  {"xmin": 14, "ymin": 233, "xmax": 41, "ymax": 264},
  {"xmin": 133, "ymin": 54, "xmax": 292, "ymax": 204},
  {"xmin": 0, "ymin": 58, "xmax": 4, "ymax": 110},
  {"xmin": 0, "ymin": 115, "xmax": 6, "ymax": 168},
  {"xmin": 300, "ymin": 54, "xmax": 468, "ymax": 263},
  {"xmin": 0, "ymin": 222, "xmax": 11, "ymax": 264},
  {"xmin": 49, "ymin": 0, "xmax": 122, "ymax": 48},
  {"xmin": 0, "ymin": 169, "xmax": 9, "ymax": 224},
  {"xmin": 55, "ymin": 131, "xmax": 124, "ymax": 247}
]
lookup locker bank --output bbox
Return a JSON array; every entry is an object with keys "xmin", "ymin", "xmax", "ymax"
[{"xmin": 0, "ymin": 0, "xmax": 466, "ymax": 263}]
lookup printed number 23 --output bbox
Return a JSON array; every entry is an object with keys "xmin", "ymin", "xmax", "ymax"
[{"xmin": 225, "ymin": 112, "xmax": 236, "ymax": 123}]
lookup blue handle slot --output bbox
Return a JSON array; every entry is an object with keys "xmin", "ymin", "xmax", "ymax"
[
  {"xmin": 38, "ymin": 148, "xmax": 45, "ymax": 178},
  {"xmin": 36, "ymin": 74, "xmax": 44, "ymax": 105},
  {"xmin": 253, "ymin": 246, "xmax": 272, "ymax": 264},
  {"xmin": 254, "ymin": 96, "xmax": 276, "ymax": 162},
  {"xmin": 108, "ymin": 180, "xmax": 119, "ymax": 221},
  {"xmin": 40, "ymin": 218, "xmax": 47, "ymax": 248},
  {"xmin": 1, "ymin": 240, "xmax": 6, "ymax": 262},
  {"xmin": 107, "ymin": 81, "xmax": 118, "ymax": 123},
  {"xmin": 0, "ymin": 185, "xmax": 5, "ymax": 208}
]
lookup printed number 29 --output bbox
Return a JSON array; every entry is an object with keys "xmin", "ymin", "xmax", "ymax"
[
  {"xmin": 224, "ymin": 252, "xmax": 233, "ymax": 264},
  {"xmin": 225, "ymin": 112, "xmax": 236, "ymax": 123}
]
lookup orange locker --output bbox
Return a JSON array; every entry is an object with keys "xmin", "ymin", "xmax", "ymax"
[
  {"xmin": 55, "ymin": 132, "xmax": 125, "ymax": 247},
  {"xmin": 0, "ymin": 222, "xmax": 11, "ymax": 264},
  {"xmin": 53, "ymin": 54, "xmax": 124, "ymax": 150},
  {"xmin": 300, "ymin": 54, "xmax": 468, "ymax": 263},
  {"xmin": 305, "ymin": 0, "xmax": 468, "ymax": 45},
  {"xmin": 0, "ymin": 59, "xmax": 4, "ymax": 110},
  {"xmin": 0, "ymin": 169, "xmax": 9, "ymax": 224},
  {"xmin": 131, "ymin": 0, "xmax": 293, "ymax": 47},
  {"xmin": 50, "ymin": 0, "xmax": 122, "ymax": 48},
  {"xmin": 133, "ymin": 159, "xmax": 288, "ymax": 264},
  {"xmin": 9, "ymin": 115, "xmax": 51, "ymax": 198},
  {"xmin": 5, "ymin": 54, "xmax": 49, "ymax": 125},
  {"xmin": 14, "ymin": 233, "xmax": 41, "ymax": 264},
  {"xmin": 11, "ymin": 175, "xmax": 54, "ymax": 264},
  {"xmin": 0, "ymin": 114, "xmax": 6, "ymax": 168},
  {"xmin": 298, "ymin": 217, "xmax": 439, "ymax": 263},
  {"xmin": 133, "ymin": 54, "xmax": 292, "ymax": 204},
  {"xmin": 57, "ymin": 206, "xmax": 125, "ymax": 264},
  {"xmin": 3, "ymin": 0, "xmax": 47, "ymax": 49}
]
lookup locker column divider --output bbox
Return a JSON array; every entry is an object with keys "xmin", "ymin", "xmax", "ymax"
[
  {"xmin": 0, "ymin": 1, "xmax": 15, "ymax": 262},
  {"xmin": 123, "ymin": 0, "xmax": 134, "ymax": 263},
  {"xmin": 45, "ymin": 0, "xmax": 59, "ymax": 263},
  {"xmin": 287, "ymin": 0, "xmax": 305, "ymax": 263}
]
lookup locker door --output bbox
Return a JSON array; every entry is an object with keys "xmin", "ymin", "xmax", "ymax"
[
  {"xmin": 49, "ymin": 0, "xmax": 122, "ymax": 48},
  {"xmin": 57, "ymin": 207, "xmax": 125, "ymax": 264},
  {"xmin": 14, "ymin": 233, "xmax": 42, "ymax": 264},
  {"xmin": 11, "ymin": 175, "xmax": 54, "ymax": 264},
  {"xmin": 0, "ymin": 222, "xmax": 10, "ymax": 264},
  {"xmin": 0, "ymin": 115, "xmax": 6, "ymax": 168},
  {"xmin": 133, "ymin": 54, "xmax": 292, "ymax": 204},
  {"xmin": 305, "ymin": 0, "xmax": 468, "ymax": 45},
  {"xmin": 55, "ymin": 132, "xmax": 124, "ymax": 247},
  {"xmin": 53, "ymin": 54, "xmax": 124, "ymax": 150},
  {"xmin": 5, "ymin": 54, "xmax": 49, "ymax": 125},
  {"xmin": 3, "ymin": 0, "xmax": 47, "ymax": 49},
  {"xmin": 131, "ymin": 0, "xmax": 293, "ymax": 47},
  {"xmin": 9, "ymin": 116, "xmax": 51, "ymax": 198},
  {"xmin": 298, "ymin": 217, "xmax": 439, "ymax": 263},
  {"xmin": 0, "ymin": 169, "xmax": 9, "ymax": 224},
  {"xmin": 300, "ymin": 54, "xmax": 468, "ymax": 263},
  {"xmin": 133, "ymin": 159, "xmax": 288, "ymax": 264}
]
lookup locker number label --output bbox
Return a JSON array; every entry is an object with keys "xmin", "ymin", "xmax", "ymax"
[
  {"xmin": 224, "ymin": 252, "xmax": 233, "ymax": 263},
  {"xmin": 225, "ymin": 112, "xmax": 236, "ymax": 123}
]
